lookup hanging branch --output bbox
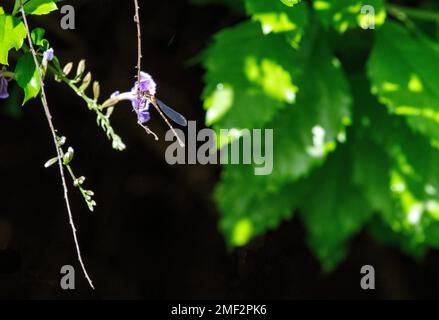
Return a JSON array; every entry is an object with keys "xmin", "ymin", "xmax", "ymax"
[{"xmin": 19, "ymin": 1, "xmax": 94, "ymax": 290}]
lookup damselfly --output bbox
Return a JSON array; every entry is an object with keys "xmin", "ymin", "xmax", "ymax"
[{"xmin": 140, "ymin": 92, "xmax": 187, "ymax": 147}]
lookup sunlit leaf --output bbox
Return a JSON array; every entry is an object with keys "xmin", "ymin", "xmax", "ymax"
[
  {"xmin": 24, "ymin": 0, "xmax": 59, "ymax": 15},
  {"xmin": 368, "ymin": 22, "xmax": 439, "ymax": 145},
  {"xmin": 246, "ymin": 0, "xmax": 308, "ymax": 44},
  {"xmin": 0, "ymin": 13, "xmax": 26, "ymax": 65}
]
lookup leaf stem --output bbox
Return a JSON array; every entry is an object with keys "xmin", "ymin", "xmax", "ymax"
[{"xmin": 0, "ymin": 71, "xmax": 15, "ymax": 79}]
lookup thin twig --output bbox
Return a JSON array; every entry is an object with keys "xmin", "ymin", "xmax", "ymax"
[
  {"xmin": 134, "ymin": 0, "xmax": 142, "ymax": 88},
  {"xmin": 19, "ymin": 1, "xmax": 94, "ymax": 289}
]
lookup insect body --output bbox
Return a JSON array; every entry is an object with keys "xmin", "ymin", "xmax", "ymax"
[{"xmin": 140, "ymin": 92, "xmax": 187, "ymax": 147}]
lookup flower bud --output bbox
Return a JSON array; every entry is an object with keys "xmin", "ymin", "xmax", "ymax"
[
  {"xmin": 73, "ymin": 176, "xmax": 86, "ymax": 187},
  {"xmin": 102, "ymin": 97, "xmax": 119, "ymax": 108},
  {"xmin": 57, "ymin": 136, "xmax": 66, "ymax": 146},
  {"xmin": 93, "ymin": 81, "xmax": 100, "ymax": 100},
  {"xmin": 63, "ymin": 62, "xmax": 73, "ymax": 76},
  {"xmin": 76, "ymin": 59, "xmax": 86, "ymax": 77},
  {"xmin": 63, "ymin": 147, "xmax": 74, "ymax": 165}
]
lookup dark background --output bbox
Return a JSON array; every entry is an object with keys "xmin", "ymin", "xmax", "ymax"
[{"xmin": 0, "ymin": 0, "xmax": 438, "ymax": 299}]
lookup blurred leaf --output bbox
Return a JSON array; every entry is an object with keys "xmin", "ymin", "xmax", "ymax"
[
  {"xmin": 215, "ymin": 164, "xmax": 303, "ymax": 247},
  {"xmin": 279, "ymin": 0, "xmax": 301, "ymax": 7},
  {"xmin": 353, "ymin": 73, "xmax": 439, "ymax": 257},
  {"xmin": 368, "ymin": 22, "xmax": 439, "ymax": 145},
  {"xmin": 210, "ymin": 26, "xmax": 352, "ymax": 248},
  {"xmin": 14, "ymin": 52, "xmax": 41, "ymax": 104},
  {"xmin": 245, "ymin": 0, "xmax": 308, "ymax": 44},
  {"xmin": 203, "ymin": 21, "xmax": 301, "ymax": 131},
  {"xmin": 201, "ymin": 0, "xmax": 439, "ymax": 271},
  {"xmin": 312, "ymin": 0, "xmax": 386, "ymax": 33},
  {"xmin": 299, "ymin": 146, "xmax": 373, "ymax": 272}
]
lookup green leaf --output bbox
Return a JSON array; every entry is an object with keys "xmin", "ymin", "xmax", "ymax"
[
  {"xmin": 299, "ymin": 145, "xmax": 373, "ymax": 272},
  {"xmin": 312, "ymin": 0, "xmax": 386, "ymax": 33},
  {"xmin": 209, "ymin": 26, "xmax": 352, "ymax": 248},
  {"xmin": 24, "ymin": 0, "xmax": 58, "ymax": 15},
  {"xmin": 203, "ymin": 21, "xmax": 301, "ymax": 130},
  {"xmin": 279, "ymin": 0, "xmax": 301, "ymax": 7},
  {"xmin": 0, "ymin": 14, "xmax": 26, "ymax": 65},
  {"xmin": 245, "ymin": 0, "xmax": 309, "ymax": 47},
  {"xmin": 352, "ymin": 73, "xmax": 439, "ymax": 257},
  {"xmin": 368, "ymin": 22, "xmax": 439, "ymax": 145},
  {"xmin": 14, "ymin": 52, "xmax": 41, "ymax": 104},
  {"xmin": 31, "ymin": 27, "xmax": 45, "ymax": 46},
  {"xmin": 215, "ymin": 164, "xmax": 303, "ymax": 247},
  {"xmin": 264, "ymin": 28, "xmax": 351, "ymax": 185}
]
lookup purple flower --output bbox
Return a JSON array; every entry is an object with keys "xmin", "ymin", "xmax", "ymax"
[
  {"xmin": 137, "ymin": 108, "xmax": 150, "ymax": 124},
  {"xmin": 0, "ymin": 69, "xmax": 10, "ymax": 99},
  {"xmin": 43, "ymin": 48, "xmax": 54, "ymax": 62},
  {"xmin": 112, "ymin": 72, "xmax": 157, "ymax": 124},
  {"xmin": 134, "ymin": 72, "xmax": 156, "ymax": 95}
]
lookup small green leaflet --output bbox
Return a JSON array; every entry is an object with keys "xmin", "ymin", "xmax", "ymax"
[
  {"xmin": 299, "ymin": 145, "xmax": 373, "ymax": 272},
  {"xmin": 15, "ymin": 52, "xmax": 41, "ymax": 104},
  {"xmin": 352, "ymin": 74, "xmax": 439, "ymax": 259},
  {"xmin": 31, "ymin": 28, "xmax": 46, "ymax": 46},
  {"xmin": 245, "ymin": 0, "xmax": 309, "ymax": 47}
]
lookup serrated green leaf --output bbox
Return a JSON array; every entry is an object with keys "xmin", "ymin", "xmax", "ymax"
[
  {"xmin": 299, "ymin": 145, "xmax": 373, "ymax": 272},
  {"xmin": 215, "ymin": 164, "xmax": 303, "ymax": 247},
  {"xmin": 368, "ymin": 22, "xmax": 439, "ymax": 145},
  {"xmin": 14, "ymin": 52, "xmax": 41, "ymax": 104},
  {"xmin": 24, "ymin": 0, "xmax": 59, "ymax": 15},
  {"xmin": 31, "ymin": 27, "xmax": 45, "ymax": 46},
  {"xmin": 313, "ymin": 0, "xmax": 386, "ymax": 33},
  {"xmin": 352, "ymin": 73, "xmax": 439, "ymax": 257},
  {"xmin": 0, "ymin": 14, "xmax": 26, "ymax": 65},
  {"xmin": 209, "ymin": 27, "xmax": 352, "ymax": 249}
]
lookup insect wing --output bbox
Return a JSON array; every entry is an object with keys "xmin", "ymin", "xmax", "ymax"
[{"xmin": 156, "ymin": 99, "xmax": 188, "ymax": 127}]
